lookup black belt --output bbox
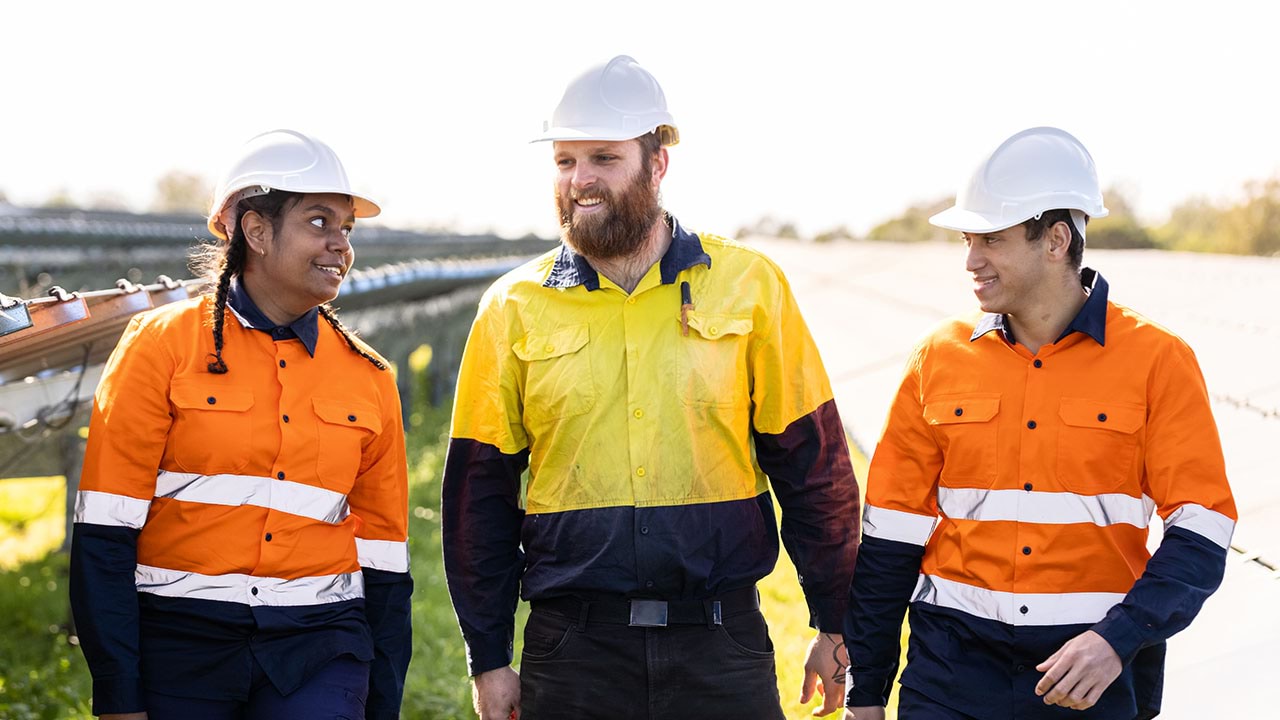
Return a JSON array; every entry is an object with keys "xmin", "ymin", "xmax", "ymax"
[{"xmin": 530, "ymin": 586, "xmax": 760, "ymax": 628}]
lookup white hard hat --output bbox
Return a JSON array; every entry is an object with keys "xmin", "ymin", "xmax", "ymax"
[
  {"xmin": 207, "ymin": 129, "xmax": 380, "ymax": 240},
  {"xmin": 533, "ymin": 55, "xmax": 679, "ymax": 146},
  {"xmin": 929, "ymin": 126, "xmax": 1108, "ymax": 236}
]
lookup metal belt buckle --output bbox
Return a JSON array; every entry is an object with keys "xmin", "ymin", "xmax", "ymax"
[{"xmin": 629, "ymin": 599, "xmax": 669, "ymax": 627}]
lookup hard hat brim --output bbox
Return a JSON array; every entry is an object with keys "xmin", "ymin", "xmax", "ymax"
[
  {"xmin": 206, "ymin": 190, "xmax": 381, "ymax": 240},
  {"xmin": 532, "ymin": 124, "xmax": 670, "ymax": 144},
  {"xmin": 928, "ymin": 206, "xmax": 1029, "ymax": 234}
]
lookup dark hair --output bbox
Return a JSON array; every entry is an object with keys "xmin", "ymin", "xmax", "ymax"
[
  {"xmin": 190, "ymin": 191, "xmax": 386, "ymax": 374},
  {"xmin": 1023, "ymin": 208, "xmax": 1085, "ymax": 269}
]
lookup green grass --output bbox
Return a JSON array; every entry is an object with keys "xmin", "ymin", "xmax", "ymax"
[{"xmin": 0, "ymin": 402, "xmax": 898, "ymax": 718}]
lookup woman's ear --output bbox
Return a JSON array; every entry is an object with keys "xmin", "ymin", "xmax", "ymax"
[{"xmin": 241, "ymin": 210, "xmax": 272, "ymax": 257}]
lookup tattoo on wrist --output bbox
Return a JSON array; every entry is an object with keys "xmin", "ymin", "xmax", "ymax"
[{"xmin": 832, "ymin": 641, "xmax": 848, "ymax": 683}]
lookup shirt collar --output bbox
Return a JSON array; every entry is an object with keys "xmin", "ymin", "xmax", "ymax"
[
  {"xmin": 970, "ymin": 267, "xmax": 1109, "ymax": 347},
  {"xmin": 542, "ymin": 214, "xmax": 712, "ymax": 290},
  {"xmin": 226, "ymin": 275, "xmax": 320, "ymax": 357}
]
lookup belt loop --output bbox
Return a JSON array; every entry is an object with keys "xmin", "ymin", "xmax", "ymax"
[
  {"xmin": 576, "ymin": 600, "xmax": 590, "ymax": 632},
  {"xmin": 704, "ymin": 599, "xmax": 723, "ymax": 629}
]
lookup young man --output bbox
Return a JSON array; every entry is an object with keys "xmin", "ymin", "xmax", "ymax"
[
  {"xmin": 442, "ymin": 55, "xmax": 861, "ymax": 720},
  {"xmin": 844, "ymin": 127, "xmax": 1237, "ymax": 719}
]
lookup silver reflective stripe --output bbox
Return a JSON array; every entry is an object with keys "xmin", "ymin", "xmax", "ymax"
[
  {"xmin": 155, "ymin": 470, "xmax": 349, "ymax": 524},
  {"xmin": 912, "ymin": 573, "xmax": 1124, "ymax": 626},
  {"xmin": 863, "ymin": 504, "xmax": 937, "ymax": 546},
  {"xmin": 134, "ymin": 564, "xmax": 364, "ymax": 607},
  {"xmin": 75, "ymin": 490, "xmax": 151, "ymax": 529},
  {"xmin": 938, "ymin": 487, "xmax": 1156, "ymax": 528},
  {"xmin": 356, "ymin": 538, "xmax": 410, "ymax": 573},
  {"xmin": 1165, "ymin": 503, "xmax": 1235, "ymax": 550}
]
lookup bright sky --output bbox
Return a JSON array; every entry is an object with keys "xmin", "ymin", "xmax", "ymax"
[{"xmin": 3, "ymin": 0, "xmax": 1278, "ymax": 239}]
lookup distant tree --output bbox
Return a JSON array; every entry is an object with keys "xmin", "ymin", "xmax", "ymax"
[
  {"xmin": 813, "ymin": 225, "xmax": 857, "ymax": 243},
  {"xmin": 0, "ymin": 188, "xmax": 9, "ymax": 204},
  {"xmin": 1087, "ymin": 186, "xmax": 1156, "ymax": 249},
  {"xmin": 153, "ymin": 170, "xmax": 211, "ymax": 213},
  {"xmin": 866, "ymin": 197, "xmax": 955, "ymax": 243},
  {"xmin": 87, "ymin": 191, "xmax": 130, "ymax": 211},
  {"xmin": 1156, "ymin": 177, "xmax": 1280, "ymax": 256},
  {"xmin": 735, "ymin": 215, "xmax": 803, "ymax": 241},
  {"xmin": 43, "ymin": 188, "xmax": 76, "ymax": 208}
]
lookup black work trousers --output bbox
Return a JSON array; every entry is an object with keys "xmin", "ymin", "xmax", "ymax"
[{"xmin": 519, "ymin": 600, "xmax": 785, "ymax": 719}]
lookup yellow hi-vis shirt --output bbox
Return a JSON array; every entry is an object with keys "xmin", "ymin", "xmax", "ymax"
[{"xmin": 443, "ymin": 216, "xmax": 861, "ymax": 674}]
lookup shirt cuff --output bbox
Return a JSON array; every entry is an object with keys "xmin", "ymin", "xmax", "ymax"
[
  {"xmin": 807, "ymin": 595, "xmax": 848, "ymax": 634},
  {"xmin": 465, "ymin": 635, "xmax": 514, "ymax": 677},
  {"xmin": 1092, "ymin": 605, "xmax": 1145, "ymax": 665},
  {"xmin": 92, "ymin": 674, "xmax": 144, "ymax": 716}
]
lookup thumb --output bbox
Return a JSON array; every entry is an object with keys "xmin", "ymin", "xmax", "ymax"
[{"xmin": 800, "ymin": 668, "xmax": 819, "ymax": 703}]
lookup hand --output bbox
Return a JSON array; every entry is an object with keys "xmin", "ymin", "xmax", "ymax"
[
  {"xmin": 100, "ymin": 714, "xmax": 147, "ymax": 720},
  {"xmin": 1035, "ymin": 630, "xmax": 1123, "ymax": 710},
  {"xmin": 845, "ymin": 708, "xmax": 885, "ymax": 720},
  {"xmin": 800, "ymin": 631, "xmax": 848, "ymax": 717},
  {"xmin": 472, "ymin": 666, "xmax": 520, "ymax": 720}
]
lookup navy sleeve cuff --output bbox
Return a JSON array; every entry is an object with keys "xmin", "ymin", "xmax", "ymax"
[
  {"xmin": 808, "ymin": 595, "xmax": 848, "ymax": 634},
  {"xmin": 465, "ymin": 635, "xmax": 515, "ymax": 677},
  {"xmin": 91, "ymin": 674, "xmax": 144, "ymax": 716},
  {"xmin": 364, "ymin": 568, "xmax": 414, "ymax": 716},
  {"xmin": 1092, "ymin": 605, "xmax": 1146, "ymax": 665}
]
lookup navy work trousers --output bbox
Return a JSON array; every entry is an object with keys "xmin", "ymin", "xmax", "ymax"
[
  {"xmin": 519, "ymin": 601, "xmax": 785, "ymax": 719},
  {"xmin": 144, "ymin": 654, "xmax": 369, "ymax": 720}
]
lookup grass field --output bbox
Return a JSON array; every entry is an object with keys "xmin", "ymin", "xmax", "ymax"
[{"xmin": 0, "ymin": 403, "xmax": 891, "ymax": 719}]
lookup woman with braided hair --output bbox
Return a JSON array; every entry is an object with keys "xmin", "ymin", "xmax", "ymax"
[{"xmin": 70, "ymin": 129, "xmax": 412, "ymax": 719}]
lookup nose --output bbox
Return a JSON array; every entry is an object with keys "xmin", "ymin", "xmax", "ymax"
[
  {"xmin": 964, "ymin": 239, "xmax": 985, "ymax": 273},
  {"xmin": 329, "ymin": 227, "xmax": 352, "ymax": 257},
  {"xmin": 570, "ymin": 163, "xmax": 598, "ymax": 191}
]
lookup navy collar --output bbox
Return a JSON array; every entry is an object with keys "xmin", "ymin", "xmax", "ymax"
[
  {"xmin": 227, "ymin": 275, "xmax": 320, "ymax": 357},
  {"xmin": 971, "ymin": 267, "xmax": 1109, "ymax": 347},
  {"xmin": 542, "ymin": 214, "xmax": 712, "ymax": 290}
]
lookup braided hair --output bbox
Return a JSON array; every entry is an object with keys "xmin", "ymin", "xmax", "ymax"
[{"xmin": 190, "ymin": 191, "xmax": 385, "ymax": 373}]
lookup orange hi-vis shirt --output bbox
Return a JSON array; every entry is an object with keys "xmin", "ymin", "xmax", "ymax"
[
  {"xmin": 846, "ymin": 272, "xmax": 1237, "ymax": 718},
  {"xmin": 868, "ymin": 302, "xmax": 1236, "ymax": 616},
  {"xmin": 78, "ymin": 295, "xmax": 409, "ymax": 589}
]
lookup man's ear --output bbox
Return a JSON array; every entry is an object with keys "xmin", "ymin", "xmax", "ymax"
[
  {"xmin": 1046, "ymin": 220, "xmax": 1073, "ymax": 262},
  {"xmin": 650, "ymin": 147, "xmax": 669, "ymax": 187}
]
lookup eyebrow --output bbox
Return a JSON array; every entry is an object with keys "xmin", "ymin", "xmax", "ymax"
[{"xmin": 302, "ymin": 204, "xmax": 355, "ymax": 221}]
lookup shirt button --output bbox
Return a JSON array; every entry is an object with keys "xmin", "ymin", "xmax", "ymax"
[
  {"xmin": 348, "ymin": 414, "xmax": 357, "ymax": 422},
  {"xmin": 1033, "ymin": 359, "xmax": 1043, "ymax": 368},
  {"xmin": 1016, "ymin": 664, "xmax": 1027, "ymax": 673},
  {"xmin": 1026, "ymin": 420, "xmax": 1037, "ymax": 429},
  {"xmin": 276, "ymin": 471, "xmax": 285, "ymax": 480},
  {"xmin": 251, "ymin": 587, "xmax": 259, "ymax": 596},
  {"xmin": 1022, "ymin": 546, "xmax": 1032, "ymax": 555},
  {"xmin": 627, "ymin": 297, "xmax": 636, "ymax": 305},
  {"xmin": 640, "ymin": 526, "xmax": 650, "ymax": 535},
  {"xmin": 636, "ymin": 466, "xmax": 646, "ymax": 477},
  {"xmin": 633, "ymin": 409, "xmax": 644, "ymax": 419},
  {"xmin": 544, "ymin": 344, "xmax": 554, "ymax": 353},
  {"xmin": 1098, "ymin": 413, "xmax": 1108, "ymax": 422},
  {"xmin": 282, "ymin": 414, "xmax": 289, "ymax": 423},
  {"xmin": 954, "ymin": 407, "xmax": 963, "ymax": 417},
  {"xmin": 1024, "ymin": 482, "xmax": 1033, "ymax": 491},
  {"xmin": 708, "ymin": 326, "xmax": 719, "ymax": 336},
  {"xmin": 265, "ymin": 533, "xmax": 273, "ymax": 542},
  {"xmin": 207, "ymin": 396, "xmax": 217, "ymax": 405},
  {"xmin": 645, "ymin": 580, "xmax": 655, "ymax": 589},
  {"xmin": 278, "ymin": 359, "xmax": 286, "ymax": 368},
  {"xmin": 1019, "ymin": 605, "xmax": 1029, "ymax": 615}
]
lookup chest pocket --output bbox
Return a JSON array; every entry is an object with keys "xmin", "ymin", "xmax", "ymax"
[
  {"xmin": 924, "ymin": 393, "xmax": 1000, "ymax": 487},
  {"xmin": 169, "ymin": 382, "xmax": 254, "ymax": 473},
  {"xmin": 1057, "ymin": 398, "xmax": 1145, "ymax": 494},
  {"xmin": 313, "ymin": 398, "xmax": 381, "ymax": 492},
  {"xmin": 514, "ymin": 324, "xmax": 595, "ymax": 425},
  {"xmin": 678, "ymin": 312, "xmax": 753, "ymax": 407}
]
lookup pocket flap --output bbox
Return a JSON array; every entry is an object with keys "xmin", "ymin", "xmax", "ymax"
[
  {"xmin": 313, "ymin": 398, "xmax": 381, "ymax": 432},
  {"xmin": 1059, "ymin": 398, "xmax": 1144, "ymax": 433},
  {"xmin": 513, "ymin": 324, "xmax": 589, "ymax": 362},
  {"xmin": 170, "ymin": 382, "xmax": 253, "ymax": 412},
  {"xmin": 684, "ymin": 312, "xmax": 752, "ymax": 340},
  {"xmin": 924, "ymin": 394, "xmax": 1000, "ymax": 424}
]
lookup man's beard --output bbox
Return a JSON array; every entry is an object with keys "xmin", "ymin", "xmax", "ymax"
[{"xmin": 556, "ymin": 165, "xmax": 662, "ymax": 260}]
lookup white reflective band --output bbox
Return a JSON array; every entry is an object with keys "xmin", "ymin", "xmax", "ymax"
[
  {"xmin": 863, "ymin": 504, "xmax": 937, "ymax": 546},
  {"xmin": 938, "ymin": 488, "xmax": 1156, "ymax": 528},
  {"xmin": 912, "ymin": 573, "xmax": 1124, "ymax": 626},
  {"xmin": 135, "ymin": 564, "xmax": 364, "ymax": 607},
  {"xmin": 1165, "ymin": 503, "xmax": 1235, "ymax": 550},
  {"xmin": 75, "ymin": 490, "xmax": 151, "ymax": 529},
  {"xmin": 155, "ymin": 470, "xmax": 349, "ymax": 524},
  {"xmin": 356, "ymin": 538, "xmax": 410, "ymax": 573}
]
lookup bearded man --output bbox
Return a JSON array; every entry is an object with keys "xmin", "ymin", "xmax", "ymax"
[{"xmin": 441, "ymin": 56, "xmax": 862, "ymax": 720}]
